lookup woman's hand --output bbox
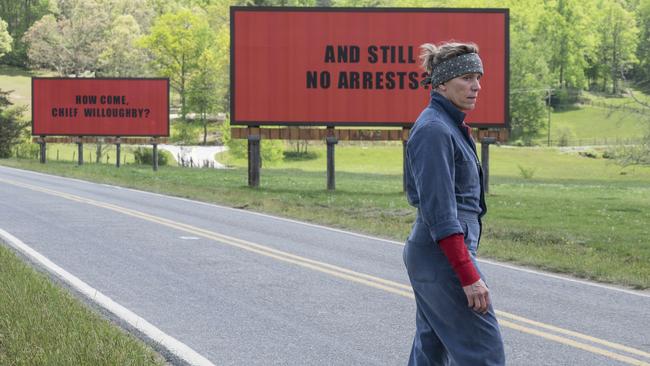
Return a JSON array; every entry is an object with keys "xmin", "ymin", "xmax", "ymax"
[{"xmin": 463, "ymin": 278, "xmax": 491, "ymax": 314}]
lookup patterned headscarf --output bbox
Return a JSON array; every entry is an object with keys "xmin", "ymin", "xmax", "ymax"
[{"xmin": 421, "ymin": 53, "xmax": 483, "ymax": 87}]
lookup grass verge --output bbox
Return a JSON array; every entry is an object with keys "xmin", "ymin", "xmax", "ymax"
[
  {"xmin": 0, "ymin": 244, "xmax": 165, "ymax": 365},
  {"xmin": 1, "ymin": 152, "xmax": 648, "ymax": 289}
]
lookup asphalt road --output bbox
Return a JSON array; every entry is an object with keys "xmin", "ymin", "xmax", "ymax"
[{"xmin": 0, "ymin": 165, "xmax": 649, "ymax": 366}]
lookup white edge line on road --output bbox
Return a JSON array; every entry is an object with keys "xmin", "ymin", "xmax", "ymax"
[
  {"xmin": 3, "ymin": 165, "xmax": 650, "ymax": 299},
  {"xmin": 0, "ymin": 228, "xmax": 216, "ymax": 366}
]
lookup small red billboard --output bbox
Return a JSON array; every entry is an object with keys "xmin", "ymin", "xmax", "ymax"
[
  {"xmin": 32, "ymin": 78, "xmax": 169, "ymax": 136},
  {"xmin": 231, "ymin": 7, "xmax": 508, "ymax": 128}
]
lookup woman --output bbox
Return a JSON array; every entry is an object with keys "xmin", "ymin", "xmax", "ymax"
[{"xmin": 403, "ymin": 41, "xmax": 506, "ymax": 366}]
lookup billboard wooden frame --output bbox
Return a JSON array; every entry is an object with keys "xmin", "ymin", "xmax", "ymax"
[{"xmin": 230, "ymin": 7, "xmax": 509, "ymax": 129}]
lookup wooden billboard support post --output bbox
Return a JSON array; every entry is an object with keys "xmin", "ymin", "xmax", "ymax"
[
  {"xmin": 76, "ymin": 136, "xmax": 84, "ymax": 165},
  {"xmin": 152, "ymin": 138, "xmax": 159, "ymax": 171},
  {"xmin": 326, "ymin": 126, "xmax": 338, "ymax": 190},
  {"xmin": 115, "ymin": 137, "xmax": 121, "ymax": 168},
  {"xmin": 402, "ymin": 127, "xmax": 410, "ymax": 192},
  {"xmin": 475, "ymin": 128, "xmax": 508, "ymax": 195},
  {"xmin": 248, "ymin": 126, "xmax": 261, "ymax": 187},
  {"xmin": 479, "ymin": 135, "xmax": 497, "ymax": 195},
  {"xmin": 38, "ymin": 136, "xmax": 46, "ymax": 164}
]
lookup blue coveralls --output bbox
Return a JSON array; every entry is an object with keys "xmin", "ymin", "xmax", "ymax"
[{"xmin": 403, "ymin": 91, "xmax": 505, "ymax": 366}]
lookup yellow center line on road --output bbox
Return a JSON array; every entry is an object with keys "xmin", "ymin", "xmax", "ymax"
[
  {"xmin": 496, "ymin": 310, "xmax": 650, "ymax": 360},
  {"xmin": 2, "ymin": 177, "xmax": 649, "ymax": 366},
  {"xmin": 499, "ymin": 320, "xmax": 649, "ymax": 366}
]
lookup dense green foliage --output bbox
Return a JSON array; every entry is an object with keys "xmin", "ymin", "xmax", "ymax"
[
  {"xmin": 0, "ymin": 0, "xmax": 52, "ymax": 66},
  {"xmin": 23, "ymin": 2, "xmax": 110, "ymax": 76},
  {"xmin": 0, "ymin": 18, "xmax": 11, "ymax": 57},
  {"xmin": 133, "ymin": 147, "xmax": 172, "ymax": 166},
  {"xmin": 139, "ymin": 9, "xmax": 214, "ymax": 119},
  {"xmin": 0, "ymin": 89, "xmax": 27, "ymax": 158},
  {"xmin": 635, "ymin": 0, "xmax": 650, "ymax": 89}
]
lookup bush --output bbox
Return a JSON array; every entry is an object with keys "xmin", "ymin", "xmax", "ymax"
[
  {"xmin": 133, "ymin": 147, "xmax": 170, "ymax": 166},
  {"xmin": 260, "ymin": 140, "xmax": 284, "ymax": 167},
  {"xmin": 171, "ymin": 120, "xmax": 200, "ymax": 144},
  {"xmin": 556, "ymin": 127, "xmax": 573, "ymax": 147},
  {"xmin": 578, "ymin": 150, "xmax": 599, "ymax": 159},
  {"xmin": 517, "ymin": 165, "xmax": 536, "ymax": 179},
  {"xmin": 612, "ymin": 142, "xmax": 650, "ymax": 166},
  {"xmin": 13, "ymin": 142, "xmax": 39, "ymax": 159},
  {"xmin": 551, "ymin": 88, "xmax": 581, "ymax": 109},
  {"xmin": 602, "ymin": 150, "xmax": 616, "ymax": 159},
  {"xmin": 511, "ymin": 139, "xmax": 526, "ymax": 147},
  {"xmin": 283, "ymin": 150, "xmax": 320, "ymax": 161},
  {"xmin": 0, "ymin": 89, "xmax": 28, "ymax": 158},
  {"xmin": 226, "ymin": 136, "xmax": 285, "ymax": 167},
  {"xmin": 222, "ymin": 118, "xmax": 247, "ymax": 159},
  {"xmin": 227, "ymin": 138, "xmax": 247, "ymax": 159}
]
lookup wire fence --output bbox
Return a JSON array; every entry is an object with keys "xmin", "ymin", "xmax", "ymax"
[
  {"xmin": 582, "ymin": 100, "xmax": 647, "ymax": 115},
  {"xmin": 545, "ymin": 137, "xmax": 643, "ymax": 147}
]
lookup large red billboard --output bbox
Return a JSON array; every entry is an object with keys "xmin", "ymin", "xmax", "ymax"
[
  {"xmin": 32, "ymin": 78, "xmax": 169, "ymax": 136},
  {"xmin": 231, "ymin": 8, "xmax": 509, "ymax": 128}
]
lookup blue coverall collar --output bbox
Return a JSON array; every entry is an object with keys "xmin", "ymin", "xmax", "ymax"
[{"xmin": 429, "ymin": 91, "xmax": 466, "ymax": 127}]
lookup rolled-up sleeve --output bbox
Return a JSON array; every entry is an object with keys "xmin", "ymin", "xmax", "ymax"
[{"xmin": 407, "ymin": 122, "xmax": 462, "ymax": 242}]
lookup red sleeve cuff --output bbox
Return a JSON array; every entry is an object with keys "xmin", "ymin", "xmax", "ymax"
[{"xmin": 438, "ymin": 233, "xmax": 481, "ymax": 286}]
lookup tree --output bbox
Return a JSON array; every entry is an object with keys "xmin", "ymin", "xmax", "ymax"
[
  {"xmin": 0, "ymin": 89, "xmax": 28, "ymax": 158},
  {"xmin": 331, "ymin": 0, "xmax": 388, "ymax": 6},
  {"xmin": 187, "ymin": 48, "xmax": 224, "ymax": 144},
  {"xmin": 200, "ymin": 0, "xmax": 241, "ymax": 130},
  {"xmin": 22, "ymin": 15, "xmax": 67, "ymax": 74},
  {"xmin": 0, "ymin": 0, "xmax": 54, "ymax": 66},
  {"xmin": 594, "ymin": 0, "xmax": 639, "ymax": 94},
  {"xmin": 633, "ymin": 0, "xmax": 650, "ymax": 90},
  {"xmin": 139, "ymin": 9, "xmax": 214, "ymax": 119},
  {"xmin": 0, "ymin": 17, "xmax": 12, "ymax": 56},
  {"xmin": 537, "ymin": 0, "xmax": 595, "ymax": 89},
  {"xmin": 509, "ymin": 37, "xmax": 551, "ymax": 142},
  {"xmin": 98, "ymin": 0, "xmax": 157, "ymax": 32},
  {"xmin": 243, "ymin": 0, "xmax": 316, "ymax": 5},
  {"xmin": 501, "ymin": 0, "xmax": 552, "ymax": 144},
  {"xmin": 23, "ymin": 0, "xmax": 110, "ymax": 76},
  {"xmin": 97, "ymin": 15, "xmax": 148, "ymax": 76}
]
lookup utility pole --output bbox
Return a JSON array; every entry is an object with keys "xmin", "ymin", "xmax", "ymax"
[{"xmin": 547, "ymin": 88, "xmax": 552, "ymax": 147}]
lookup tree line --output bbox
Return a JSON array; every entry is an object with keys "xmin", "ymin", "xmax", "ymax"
[{"xmin": 1, "ymin": 0, "xmax": 650, "ymax": 146}]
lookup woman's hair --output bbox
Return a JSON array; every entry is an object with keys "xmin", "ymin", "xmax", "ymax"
[{"xmin": 419, "ymin": 42, "xmax": 480, "ymax": 75}]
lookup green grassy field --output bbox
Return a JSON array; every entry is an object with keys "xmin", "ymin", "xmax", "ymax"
[
  {"xmin": 0, "ymin": 244, "xmax": 164, "ymax": 365},
  {"xmin": 535, "ymin": 89, "xmax": 650, "ymax": 144},
  {"xmin": 546, "ymin": 106, "xmax": 645, "ymax": 143},
  {"xmin": 2, "ymin": 144, "xmax": 649, "ymax": 289},
  {"xmin": 219, "ymin": 142, "xmax": 404, "ymax": 174},
  {"xmin": 220, "ymin": 142, "xmax": 650, "ymax": 183},
  {"xmin": 0, "ymin": 65, "xmax": 52, "ymax": 115},
  {"xmin": 587, "ymin": 88, "xmax": 650, "ymax": 109}
]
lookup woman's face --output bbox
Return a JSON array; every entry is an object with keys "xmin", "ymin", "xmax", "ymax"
[{"xmin": 437, "ymin": 73, "xmax": 482, "ymax": 111}]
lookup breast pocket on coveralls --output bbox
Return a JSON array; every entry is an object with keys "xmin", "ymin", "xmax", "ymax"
[{"xmin": 455, "ymin": 159, "xmax": 480, "ymax": 195}]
